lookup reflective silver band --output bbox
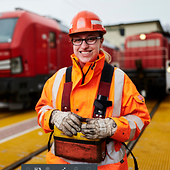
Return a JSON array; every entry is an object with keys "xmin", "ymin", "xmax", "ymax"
[
  {"xmin": 38, "ymin": 105, "xmax": 53, "ymax": 127},
  {"xmin": 91, "ymin": 20, "xmax": 102, "ymax": 25},
  {"xmin": 38, "ymin": 68, "xmax": 66, "ymax": 126},
  {"xmin": 125, "ymin": 114, "xmax": 144, "ymax": 131},
  {"xmin": 123, "ymin": 116, "xmax": 136, "ymax": 141},
  {"xmin": 112, "ymin": 68, "xmax": 124, "ymax": 117},
  {"xmin": 52, "ymin": 67, "xmax": 67, "ymax": 108}
]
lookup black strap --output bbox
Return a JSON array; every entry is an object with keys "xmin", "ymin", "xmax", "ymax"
[
  {"xmin": 61, "ymin": 66, "xmax": 73, "ymax": 111},
  {"xmin": 66, "ymin": 66, "xmax": 72, "ymax": 82},
  {"xmin": 101, "ymin": 62, "xmax": 114, "ymax": 83},
  {"xmin": 48, "ymin": 131, "xmax": 54, "ymax": 152},
  {"xmin": 122, "ymin": 142, "xmax": 138, "ymax": 170}
]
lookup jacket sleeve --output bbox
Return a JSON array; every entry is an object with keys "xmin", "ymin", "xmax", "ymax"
[
  {"xmin": 111, "ymin": 73, "xmax": 150, "ymax": 142},
  {"xmin": 35, "ymin": 73, "xmax": 57, "ymax": 133}
]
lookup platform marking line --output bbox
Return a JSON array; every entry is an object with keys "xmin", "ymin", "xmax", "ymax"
[
  {"xmin": 0, "ymin": 117, "xmax": 37, "ymax": 132},
  {"xmin": 0, "ymin": 125, "xmax": 40, "ymax": 144}
]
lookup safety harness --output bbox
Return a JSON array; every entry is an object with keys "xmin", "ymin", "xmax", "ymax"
[
  {"xmin": 62, "ymin": 62, "xmax": 114, "ymax": 117},
  {"xmin": 48, "ymin": 62, "xmax": 138, "ymax": 169}
]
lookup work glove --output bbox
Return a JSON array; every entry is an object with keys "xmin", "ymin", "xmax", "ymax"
[
  {"xmin": 81, "ymin": 118, "xmax": 117, "ymax": 139},
  {"xmin": 50, "ymin": 110, "xmax": 81, "ymax": 137}
]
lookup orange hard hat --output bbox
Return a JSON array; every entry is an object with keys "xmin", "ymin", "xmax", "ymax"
[{"xmin": 69, "ymin": 10, "xmax": 106, "ymax": 35}]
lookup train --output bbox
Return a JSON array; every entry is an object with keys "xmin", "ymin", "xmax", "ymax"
[
  {"xmin": 113, "ymin": 31, "xmax": 170, "ymax": 97},
  {"xmin": 0, "ymin": 8, "xmax": 118, "ymax": 109}
]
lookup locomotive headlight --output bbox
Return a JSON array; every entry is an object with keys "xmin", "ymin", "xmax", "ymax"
[
  {"xmin": 140, "ymin": 34, "xmax": 146, "ymax": 40},
  {"xmin": 11, "ymin": 57, "xmax": 23, "ymax": 74},
  {"xmin": 167, "ymin": 67, "xmax": 170, "ymax": 73}
]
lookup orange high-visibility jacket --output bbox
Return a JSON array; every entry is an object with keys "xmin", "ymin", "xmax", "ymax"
[{"xmin": 35, "ymin": 51, "xmax": 150, "ymax": 170}]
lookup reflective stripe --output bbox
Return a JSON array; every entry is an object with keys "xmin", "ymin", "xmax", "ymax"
[
  {"xmin": 112, "ymin": 68, "xmax": 124, "ymax": 117},
  {"xmin": 100, "ymin": 141, "xmax": 125, "ymax": 165},
  {"xmin": 125, "ymin": 115, "xmax": 144, "ymax": 131},
  {"xmin": 91, "ymin": 20, "xmax": 102, "ymax": 26},
  {"xmin": 38, "ymin": 68, "xmax": 66, "ymax": 126},
  {"xmin": 52, "ymin": 67, "xmax": 67, "ymax": 108},
  {"xmin": 51, "ymin": 140, "xmax": 125, "ymax": 165},
  {"xmin": 38, "ymin": 105, "xmax": 53, "ymax": 127},
  {"xmin": 123, "ymin": 116, "xmax": 136, "ymax": 141}
]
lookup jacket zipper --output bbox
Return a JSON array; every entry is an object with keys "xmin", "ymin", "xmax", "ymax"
[
  {"xmin": 73, "ymin": 58, "xmax": 96, "ymax": 85},
  {"xmin": 81, "ymin": 63, "xmax": 92, "ymax": 84}
]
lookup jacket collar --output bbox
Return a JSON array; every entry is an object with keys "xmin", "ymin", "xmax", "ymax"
[
  {"xmin": 70, "ymin": 50, "xmax": 106, "ymax": 87},
  {"xmin": 71, "ymin": 50, "xmax": 105, "ymax": 75}
]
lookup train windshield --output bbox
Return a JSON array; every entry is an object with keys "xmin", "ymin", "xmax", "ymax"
[{"xmin": 0, "ymin": 18, "xmax": 18, "ymax": 43}]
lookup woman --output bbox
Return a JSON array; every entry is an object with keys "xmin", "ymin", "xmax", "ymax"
[{"xmin": 35, "ymin": 10, "xmax": 150, "ymax": 170}]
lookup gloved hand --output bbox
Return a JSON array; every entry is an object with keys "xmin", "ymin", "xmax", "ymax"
[
  {"xmin": 81, "ymin": 118, "xmax": 117, "ymax": 139},
  {"xmin": 50, "ymin": 110, "xmax": 81, "ymax": 137}
]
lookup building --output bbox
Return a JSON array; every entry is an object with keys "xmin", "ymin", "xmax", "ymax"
[{"xmin": 104, "ymin": 20, "xmax": 164, "ymax": 50}]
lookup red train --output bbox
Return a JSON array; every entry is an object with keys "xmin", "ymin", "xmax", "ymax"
[
  {"xmin": 0, "ymin": 8, "xmax": 117, "ymax": 109},
  {"xmin": 114, "ymin": 32, "xmax": 170, "ymax": 96}
]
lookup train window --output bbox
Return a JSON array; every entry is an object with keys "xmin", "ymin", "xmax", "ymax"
[
  {"xmin": 0, "ymin": 18, "xmax": 18, "ymax": 43},
  {"xmin": 147, "ymin": 40, "xmax": 154, "ymax": 46},
  {"xmin": 127, "ymin": 39, "xmax": 160, "ymax": 48},
  {"xmin": 155, "ymin": 39, "xmax": 160, "ymax": 46},
  {"xmin": 49, "ymin": 32, "xmax": 56, "ymax": 48},
  {"xmin": 140, "ymin": 41, "xmax": 146, "ymax": 47},
  {"xmin": 127, "ymin": 41, "xmax": 143, "ymax": 47},
  {"xmin": 147, "ymin": 39, "xmax": 160, "ymax": 46}
]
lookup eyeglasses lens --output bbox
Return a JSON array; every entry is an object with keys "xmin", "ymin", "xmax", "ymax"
[{"xmin": 72, "ymin": 37, "xmax": 100, "ymax": 46}]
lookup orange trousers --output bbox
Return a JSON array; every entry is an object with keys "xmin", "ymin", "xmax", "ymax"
[{"xmin": 46, "ymin": 151, "xmax": 128, "ymax": 170}]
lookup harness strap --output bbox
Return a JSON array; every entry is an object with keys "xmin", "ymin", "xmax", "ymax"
[
  {"xmin": 93, "ymin": 62, "xmax": 114, "ymax": 118},
  {"xmin": 61, "ymin": 66, "xmax": 72, "ymax": 111},
  {"xmin": 99, "ymin": 62, "xmax": 114, "ymax": 96},
  {"xmin": 66, "ymin": 66, "xmax": 72, "ymax": 83},
  {"xmin": 61, "ymin": 63, "xmax": 114, "ymax": 117}
]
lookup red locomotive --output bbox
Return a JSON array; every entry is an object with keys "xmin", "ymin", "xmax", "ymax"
[
  {"xmin": 0, "ymin": 8, "xmax": 117, "ymax": 109},
  {"xmin": 115, "ymin": 32, "xmax": 170, "ymax": 96}
]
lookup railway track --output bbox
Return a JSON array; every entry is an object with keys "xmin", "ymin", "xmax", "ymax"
[
  {"xmin": 0, "ymin": 97, "xmax": 164, "ymax": 170},
  {"xmin": 3, "ymin": 146, "xmax": 48, "ymax": 170}
]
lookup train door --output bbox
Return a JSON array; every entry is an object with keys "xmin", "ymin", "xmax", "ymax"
[
  {"xmin": 35, "ymin": 24, "xmax": 49, "ymax": 74},
  {"xmin": 35, "ymin": 25, "xmax": 58, "ymax": 75}
]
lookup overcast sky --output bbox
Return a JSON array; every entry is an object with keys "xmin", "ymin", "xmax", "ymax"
[{"xmin": 0, "ymin": 0, "xmax": 170, "ymax": 30}]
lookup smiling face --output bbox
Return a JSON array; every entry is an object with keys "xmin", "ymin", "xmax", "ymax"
[{"xmin": 71, "ymin": 32, "xmax": 104, "ymax": 68}]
